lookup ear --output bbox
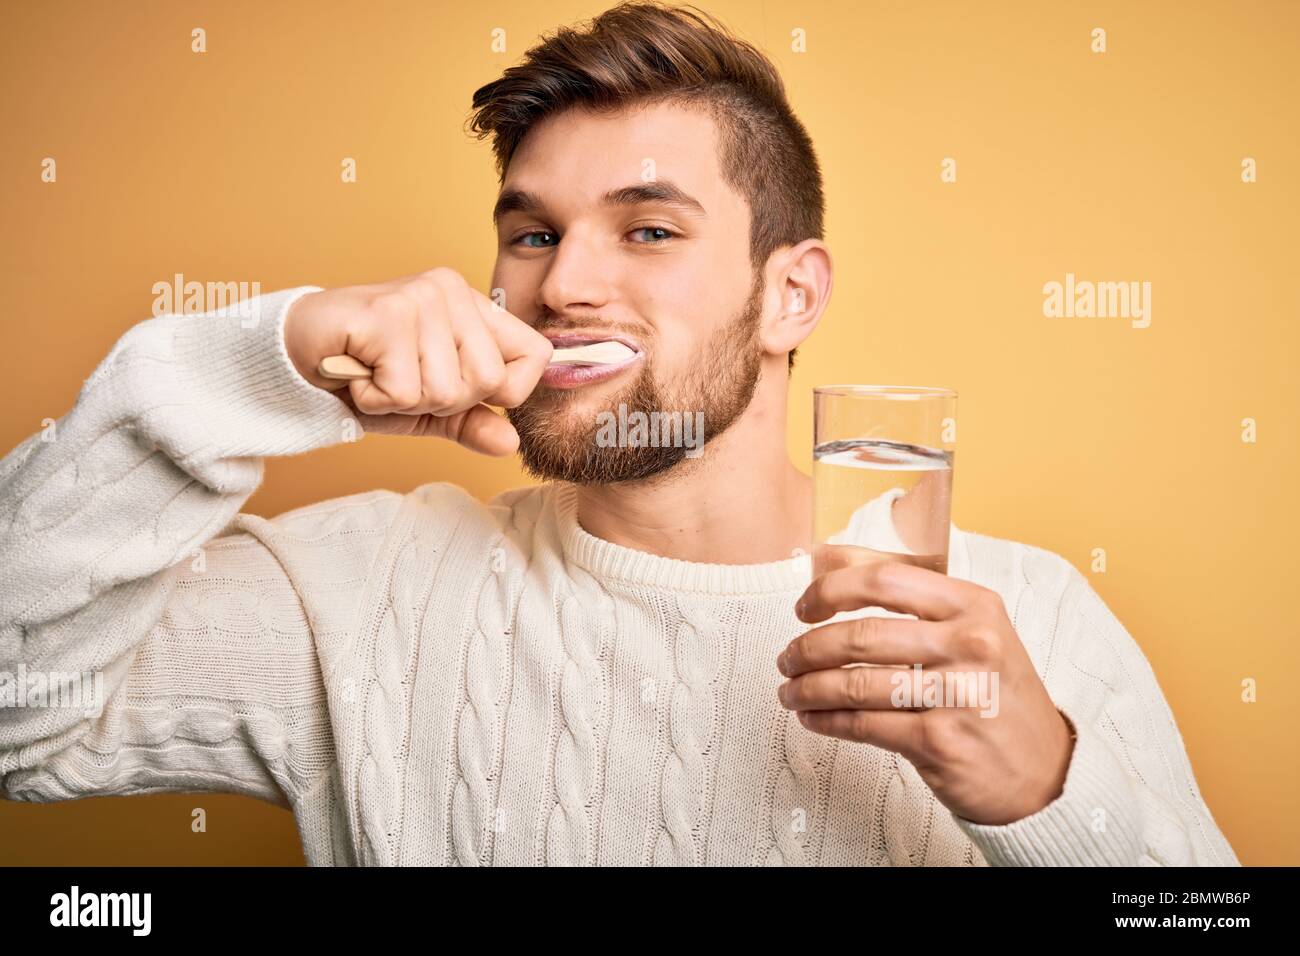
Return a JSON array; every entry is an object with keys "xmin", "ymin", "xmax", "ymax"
[{"xmin": 760, "ymin": 239, "xmax": 833, "ymax": 360}]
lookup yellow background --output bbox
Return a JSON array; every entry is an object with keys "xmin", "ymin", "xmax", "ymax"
[{"xmin": 1, "ymin": 0, "xmax": 1295, "ymax": 865}]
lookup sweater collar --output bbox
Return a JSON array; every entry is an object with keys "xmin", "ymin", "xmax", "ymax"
[{"xmin": 554, "ymin": 482, "xmax": 970, "ymax": 596}]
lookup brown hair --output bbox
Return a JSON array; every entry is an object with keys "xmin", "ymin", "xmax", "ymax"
[{"xmin": 467, "ymin": 1, "xmax": 825, "ymax": 371}]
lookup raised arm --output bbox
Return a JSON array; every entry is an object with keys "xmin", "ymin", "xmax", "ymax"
[
  {"xmin": 0, "ymin": 286, "xmax": 387, "ymax": 806},
  {"xmin": 1, "ymin": 268, "xmax": 553, "ymax": 812}
]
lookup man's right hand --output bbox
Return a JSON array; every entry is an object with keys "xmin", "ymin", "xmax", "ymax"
[{"xmin": 284, "ymin": 268, "xmax": 553, "ymax": 455}]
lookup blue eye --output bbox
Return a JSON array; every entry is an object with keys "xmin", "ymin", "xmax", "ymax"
[
  {"xmin": 511, "ymin": 226, "xmax": 678, "ymax": 247},
  {"xmin": 515, "ymin": 231, "xmax": 557, "ymax": 248},
  {"xmin": 631, "ymin": 227, "xmax": 675, "ymax": 243}
]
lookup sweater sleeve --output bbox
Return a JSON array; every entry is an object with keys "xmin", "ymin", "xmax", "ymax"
[
  {"xmin": 952, "ymin": 559, "xmax": 1241, "ymax": 866},
  {"xmin": 0, "ymin": 286, "xmax": 390, "ymax": 808}
]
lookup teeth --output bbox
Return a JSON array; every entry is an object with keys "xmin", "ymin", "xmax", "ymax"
[{"xmin": 549, "ymin": 341, "xmax": 637, "ymax": 366}]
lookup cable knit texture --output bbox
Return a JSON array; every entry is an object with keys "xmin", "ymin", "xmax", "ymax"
[{"xmin": 0, "ymin": 287, "xmax": 1239, "ymax": 866}]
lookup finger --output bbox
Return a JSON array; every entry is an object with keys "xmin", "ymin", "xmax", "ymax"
[
  {"xmin": 333, "ymin": 390, "xmax": 430, "ymax": 438},
  {"xmin": 414, "ymin": 281, "xmax": 473, "ymax": 415},
  {"xmin": 467, "ymin": 285, "xmax": 538, "ymax": 362},
  {"xmin": 470, "ymin": 289, "xmax": 552, "ymax": 407},
  {"xmin": 348, "ymin": 297, "xmax": 421, "ymax": 414},
  {"xmin": 447, "ymin": 296, "xmax": 508, "ymax": 400},
  {"xmin": 796, "ymin": 708, "xmax": 924, "ymax": 755},
  {"xmin": 440, "ymin": 403, "xmax": 520, "ymax": 456},
  {"xmin": 796, "ymin": 560, "xmax": 974, "ymax": 624},
  {"xmin": 778, "ymin": 616, "xmax": 950, "ymax": 677},
  {"xmin": 779, "ymin": 664, "xmax": 916, "ymax": 712}
]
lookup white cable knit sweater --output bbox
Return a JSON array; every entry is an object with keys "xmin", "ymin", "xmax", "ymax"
[{"xmin": 0, "ymin": 287, "xmax": 1239, "ymax": 866}]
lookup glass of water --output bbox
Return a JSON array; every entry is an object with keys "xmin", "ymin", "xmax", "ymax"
[{"xmin": 812, "ymin": 385, "xmax": 957, "ymax": 580}]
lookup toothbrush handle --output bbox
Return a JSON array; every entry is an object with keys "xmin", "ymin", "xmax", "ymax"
[
  {"xmin": 317, "ymin": 355, "xmax": 375, "ymax": 381},
  {"xmin": 318, "ymin": 345, "xmax": 605, "ymax": 380}
]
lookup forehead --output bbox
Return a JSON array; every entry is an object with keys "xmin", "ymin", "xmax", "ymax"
[{"xmin": 501, "ymin": 100, "xmax": 739, "ymax": 216}]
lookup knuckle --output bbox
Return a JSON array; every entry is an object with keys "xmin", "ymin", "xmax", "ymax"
[
  {"xmin": 474, "ymin": 365, "xmax": 507, "ymax": 395},
  {"xmin": 490, "ymin": 379, "xmax": 529, "ymax": 409},
  {"xmin": 448, "ymin": 408, "xmax": 481, "ymax": 447},
  {"xmin": 851, "ymin": 711, "xmax": 875, "ymax": 742},
  {"xmin": 918, "ymin": 715, "xmax": 960, "ymax": 761},
  {"xmin": 424, "ymin": 266, "xmax": 461, "ymax": 287},
  {"xmin": 787, "ymin": 633, "xmax": 810, "ymax": 671},
  {"xmin": 976, "ymin": 587, "xmax": 1005, "ymax": 616},
  {"xmin": 847, "ymin": 666, "xmax": 874, "ymax": 708},
  {"xmin": 872, "ymin": 560, "xmax": 905, "ymax": 591},
  {"xmin": 403, "ymin": 275, "xmax": 439, "ymax": 303},
  {"xmin": 352, "ymin": 392, "xmax": 384, "ymax": 414},
  {"xmin": 386, "ymin": 384, "xmax": 422, "ymax": 409},
  {"xmin": 957, "ymin": 624, "xmax": 1000, "ymax": 661},
  {"xmin": 848, "ymin": 616, "xmax": 878, "ymax": 658},
  {"xmin": 421, "ymin": 380, "xmax": 462, "ymax": 411}
]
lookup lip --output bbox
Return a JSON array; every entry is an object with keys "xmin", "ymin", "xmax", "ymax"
[{"xmin": 540, "ymin": 332, "xmax": 644, "ymax": 390}]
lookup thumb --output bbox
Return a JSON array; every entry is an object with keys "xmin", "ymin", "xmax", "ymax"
[
  {"xmin": 439, "ymin": 403, "xmax": 520, "ymax": 457},
  {"xmin": 331, "ymin": 391, "xmax": 519, "ymax": 454}
]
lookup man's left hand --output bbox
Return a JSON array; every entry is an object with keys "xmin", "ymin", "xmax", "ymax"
[{"xmin": 778, "ymin": 560, "xmax": 1076, "ymax": 826}]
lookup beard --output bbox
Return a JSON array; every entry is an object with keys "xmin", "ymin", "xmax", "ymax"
[{"xmin": 507, "ymin": 272, "xmax": 766, "ymax": 486}]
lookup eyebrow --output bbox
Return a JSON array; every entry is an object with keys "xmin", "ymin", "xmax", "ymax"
[{"xmin": 492, "ymin": 180, "xmax": 707, "ymax": 225}]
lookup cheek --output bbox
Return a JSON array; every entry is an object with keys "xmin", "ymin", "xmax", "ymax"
[
  {"xmin": 492, "ymin": 263, "xmax": 541, "ymax": 318},
  {"xmin": 650, "ymin": 277, "xmax": 741, "ymax": 351},
  {"xmin": 642, "ymin": 322, "xmax": 716, "ymax": 389}
]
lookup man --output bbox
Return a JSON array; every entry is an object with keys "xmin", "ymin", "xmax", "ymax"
[{"xmin": 0, "ymin": 1, "xmax": 1237, "ymax": 866}]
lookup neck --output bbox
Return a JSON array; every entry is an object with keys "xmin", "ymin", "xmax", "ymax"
[{"xmin": 573, "ymin": 370, "xmax": 812, "ymax": 565}]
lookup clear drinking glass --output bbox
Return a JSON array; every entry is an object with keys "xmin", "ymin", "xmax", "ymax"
[{"xmin": 812, "ymin": 385, "xmax": 957, "ymax": 581}]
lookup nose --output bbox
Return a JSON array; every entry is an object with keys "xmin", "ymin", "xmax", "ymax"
[{"xmin": 536, "ymin": 226, "xmax": 616, "ymax": 318}]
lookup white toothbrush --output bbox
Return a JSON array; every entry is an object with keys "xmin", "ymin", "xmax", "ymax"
[{"xmin": 318, "ymin": 341, "xmax": 635, "ymax": 380}]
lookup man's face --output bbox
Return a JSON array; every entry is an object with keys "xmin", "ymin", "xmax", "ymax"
[{"xmin": 491, "ymin": 100, "xmax": 766, "ymax": 484}]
